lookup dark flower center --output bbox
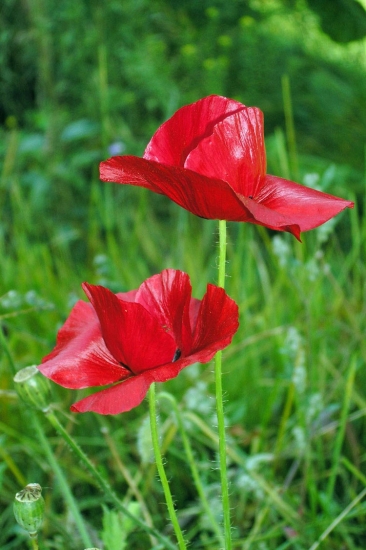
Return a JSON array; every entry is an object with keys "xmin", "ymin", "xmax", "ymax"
[
  {"xmin": 119, "ymin": 348, "xmax": 181, "ymax": 374},
  {"xmin": 172, "ymin": 349, "xmax": 181, "ymax": 362},
  {"xmin": 120, "ymin": 362, "xmax": 132, "ymax": 373}
]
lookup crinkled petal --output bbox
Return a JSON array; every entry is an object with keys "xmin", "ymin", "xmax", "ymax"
[
  {"xmin": 140, "ymin": 287, "xmax": 239, "ymax": 377},
  {"xmin": 253, "ymin": 175, "xmax": 354, "ymax": 233},
  {"xmin": 192, "ymin": 284, "xmax": 239, "ymax": 356},
  {"xmin": 71, "ymin": 354, "xmax": 194, "ymax": 415},
  {"xmin": 100, "ymin": 156, "xmax": 253, "ymax": 221},
  {"xmin": 38, "ymin": 301, "xmax": 129, "ymax": 388},
  {"xmin": 70, "ymin": 372, "xmax": 155, "ymax": 415},
  {"xmin": 185, "ymin": 107, "xmax": 265, "ymax": 197},
  {"xmin": 116, "ymin": 289, "xmax": 138, "ymax": 302},
  {"xmin": 82, "ymin": 283, "xmax": 177, "ymax": 374},
  {"xmin": 237, "ymin": 194, "xmax": 302, "ymax": 240},
  {"xmin": 135, "ymin": 269, "xmax": 193, "ymax": 355},
  {"xmin": 189, "ymin": 298, "xmax": 201, "ymax": 334},
  {"xmin": 100, "ymin": 94, "xmax": 353, "ymax": 235},
  {"xmin": 144, "ymin": 95, "xmax": 246, "ymax": 166}
]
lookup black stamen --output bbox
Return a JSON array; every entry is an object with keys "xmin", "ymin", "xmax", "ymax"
[
  {"xmin": 120, "ymin": 362, "xmax": 132, "ymax": 373},
  {"xmin": 172, "ymin": 349, "xmax": 181, "ymax": 362}
]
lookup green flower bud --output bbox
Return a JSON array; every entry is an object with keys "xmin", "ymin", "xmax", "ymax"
[
  {"xmin": 13, "ymin": 483, "xmax": 45, "ymax": 537},
  {"xmin": 14, "ymin": 365, "xmax": 52, "ymax": 412}
]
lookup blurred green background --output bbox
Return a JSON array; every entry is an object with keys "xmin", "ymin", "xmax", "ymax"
[{"xmin": 1, "ymin": 1, "xmax": 366, "ymax": 549}]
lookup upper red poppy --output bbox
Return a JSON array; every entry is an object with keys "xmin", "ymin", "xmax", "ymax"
[
  {"xmin": 37, "ymin": 269, "xmax": 239, "ymax": 415},
  {"xmin": 100, "ymin": 95, "xmax": 353, "ymax": 240}
]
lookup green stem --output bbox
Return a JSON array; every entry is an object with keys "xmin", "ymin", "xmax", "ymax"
[
  {"xmin": 44, "ymin": 410, "xmax": 176, "ymax": 550},
  {"xmin": 32, "ymin": 414, "xmax": 93, "ymax": 548},
  {"xmin": 0, "ymin": 324, "xmax": 17, "ymax": 374},
  {"xmin": 159, "ymin": 392, "xmax": 224, "ymax": 546},
  {"xmin": 215, "ymin": 219, "xmax": 232, "ymax": 549},
  {"xmin": 30, "ymin": 536, "xmax": 39, "ymax": 550},
  {"xmin": 217, "ymin": 219, "xmax": 227, "ymax": 288},
  {"xmin": 148, "ymin": 384, "xmax": 187, "ymax": 550},
  {"xmin": 326, "ymin": 356, "xmax": 357, "ymax": 501}
]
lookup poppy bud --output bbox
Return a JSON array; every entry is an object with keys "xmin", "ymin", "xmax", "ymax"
[
  {"xmin": 14, "ymin": 365, "xmax": 52, "ymax": 412},
  {"xmin": 13, "ymin": 483, "xmax": 45, "ymax": 537}
]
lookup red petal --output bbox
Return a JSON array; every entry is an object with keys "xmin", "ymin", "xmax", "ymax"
[
  {"xmin": 144, "ymin": 95, "xmax": 246, "ymax": 166},
  {"xmin": 141, "ymin": 286, "xmax": 239, "ymax": 376},
  {"xmin": 70, "ymin": 372, "xmax": 155, "ymax": 415},
  {"xmin": 134, "ymin": 285, "xmax": 238, "ymax": 378},
  {"xmin": 100, "ymin": 156, "xmax": 252, "ymax": 221},
  {"xmin": 189, "ymin": 297, "xmax": 201, "ymax": 334},
  {"xmin": 116, "ymin": 289, "xmax": 138, "ymax": 302},
  {"xmin": 253, "ymin": 175, "xmax": 354, "ymax": 233},
  {"xmin": 135, "ymin": 269, "xmax": 193, "ymax": 355},
  {"xmin": 192, "ymin": 284, "xmax": 239, "ymax": 358},
  {"xmin": 236, "ymin": 193, "xmax": 302, "ymax": 239},
  {"xmin": 69, "ymin": 283, "xmax": 240, "ymax": 415},
  {"xmin": 185, "ymin": 107, "xmax": 265, "ymax": 197},
  {"xmin": 82, "ymin": 283, "xmax": 177, "ymax": 374},
  {"xmin": 38, "ymin": 301, "xmax": 129, "ymax": 388},
  {"xmin": 100, "ymin": 155, "xmax": 163, "ymax": 195},
  {"xmin": 70, "ymin": 354, "xmax": 194, "ymax": 415}
]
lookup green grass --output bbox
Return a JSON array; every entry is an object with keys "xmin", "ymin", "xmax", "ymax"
[{"xmin": 1, "ymin": 151, "xmax": 365, "ymax": 548}]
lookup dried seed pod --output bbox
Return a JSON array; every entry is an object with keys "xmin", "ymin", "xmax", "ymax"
[
  {"xmin": 14, "ymin": 365, "xmax": 52, "ymax": 412},
  {"xmin": 13, "ymin": 483, "xmax": 45, "ymax": 537}
]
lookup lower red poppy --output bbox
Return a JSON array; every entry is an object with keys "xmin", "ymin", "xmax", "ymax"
[{"xmin": 38, "ymin": 269, "xmax": 239, "ymax": 414}]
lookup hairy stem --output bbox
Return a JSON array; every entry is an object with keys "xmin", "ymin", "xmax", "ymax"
[
  {"xmin": 32, "ymin": 414, "xmax": 93, "ymax": 548},
  {"xmin": 148, "ymin": 383, "xmax": 187, "ymax": 550},
  {"xmin": 215, "ymin": 219, "xmax": 232, "ymax": 549},
  {"xmin": 159, "ymin": 391, "xmax": 224, "ymax": 546},
  {"xmin": 44, "ymin": 409, "xmax": 176, "ymax": 550}
]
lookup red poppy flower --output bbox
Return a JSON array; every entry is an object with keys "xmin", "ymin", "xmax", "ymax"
[
  {"xmin": 100, "ymin": 95, "xmax": 353, "ymax": 241},
  {"xmin": 38, "ymin": 269, "xmax": 239, "ymax": 415}
]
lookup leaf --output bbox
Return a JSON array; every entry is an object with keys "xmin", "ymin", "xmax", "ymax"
[
  {"xmin": 307, "ymin": 0, "xmax": 366, "ymax": 43},
  {"xmin": 100, "ymin": 502, "xmax": 141, "ymax": 550}
]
